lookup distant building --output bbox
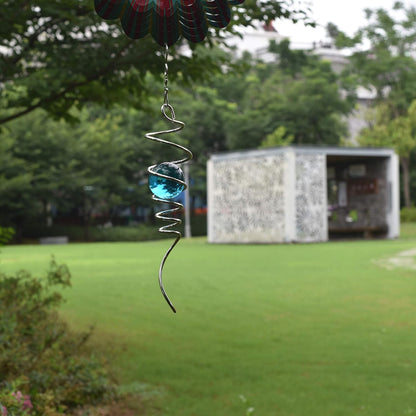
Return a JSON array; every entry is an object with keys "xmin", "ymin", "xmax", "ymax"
[
  {"xmin": 207, "ymin": 146, "xmax": 400, "ymax": 243},
  {"xmin": 312, "ymin": 44, "xmax": 348, "ymax": 73},
  {"xmin": 225, "ymin": 22, "xmax": 285, "ymax": 62}
]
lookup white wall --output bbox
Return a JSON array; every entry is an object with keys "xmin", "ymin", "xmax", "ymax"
[
  {"xmin": 386, "ymin": 152, "xmax": 400, "ymax": 239},
  {"xmin": 208, "ymin": 151, "xmax": 288, "ymax": 243}
]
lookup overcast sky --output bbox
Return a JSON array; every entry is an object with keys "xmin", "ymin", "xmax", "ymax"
[{"xmin": 277, "ymin": 0, "xmax": 411, "ymax": 46}]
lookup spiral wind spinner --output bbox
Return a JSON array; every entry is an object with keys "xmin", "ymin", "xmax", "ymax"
[
  {"xmin": 94, "ymin": 0, "xmax": 246, "ymax": 312},
  {"xmin": 146, "ymin": 45, "xmax": 192, "ymax": 313}
]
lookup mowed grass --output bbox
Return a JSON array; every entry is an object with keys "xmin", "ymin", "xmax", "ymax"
[
  {"xmin": 401, "ymin": 221, "xmax": 416, "ymax": 239},
  {"xmin": 1, "ymin": 230, "xmax": 416, "ymax": 416}
]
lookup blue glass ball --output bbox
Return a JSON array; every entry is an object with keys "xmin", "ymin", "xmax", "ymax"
[{"xmin": 149, "ymin": 162, "xmax": 185, "ymax": 199}]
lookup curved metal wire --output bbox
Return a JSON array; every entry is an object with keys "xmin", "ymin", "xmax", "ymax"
[{"xmin": 146, "ymin": 45, "xmax": 193, "ymax": 313}]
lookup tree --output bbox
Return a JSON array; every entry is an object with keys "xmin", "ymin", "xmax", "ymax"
[
  {"xmin": 0, "ymin": 0, "xmax": 312, "ymax": 126},
  {"xmin": 333, "ymin": 2, "xmax": 416, "ymax": 207},
  {"xmin": 269, "ymin": 38, "xmax": 309, "ymax": 75},
  {"xmin": 221, "ymin": 43, "xmax": 354, "ymax": 149},
  {"xmin": 358, "ymin": 101, "xmax": 416, "ymax": 207},
  {"xmin": 335, "ymin": 2, "xmax": 416, "ymax": 117},
  {"xmin": 0, "ymin": 105, "xmax": 159, "ymax": 236},
  {"xmin": 0, "ymin": 133, "xmax": 34, "ymax": 239},
  {"xmin": 259, "ymin": 126, "xmax": 294, "ymax": 148},
  {"xmin": 326, "ymin": 22, "xmax": 340, "ymax": 43}
]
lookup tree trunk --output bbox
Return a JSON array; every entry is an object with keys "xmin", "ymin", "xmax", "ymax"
[
  {"xmin": 42, "ymin": 199, "xmax": 53, "ymax": 227},
  {"xmin": 401, "ymin": 157, "xmax": 411, "ymax": 208}
]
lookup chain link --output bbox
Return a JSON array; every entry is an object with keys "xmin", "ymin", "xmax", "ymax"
[{"xmin": 163, "ymin": 44, "xmax": 169, "ymax": 106}]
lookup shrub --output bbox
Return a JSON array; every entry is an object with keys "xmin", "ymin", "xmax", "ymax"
[
  {"xmin": 21, "ymin": 215, "xmax": 207, "ymax": 243},
  {"xmin": 0, "ymin": 258, "xmax": 116, "ymax": 415},
  {"xmin": 400, "ymin": 207, "xmax": 416, "ymax": 222},
  {"xmin": 0, "ymin": 227, "xmax": 14, "ymax": 246},
  {"xmin": 0, "ymin": 379, "xmax": 35, "ymax": 416},
  {"xmin": 21, "ymin": 223, "xmax": 166, "ymax": 242},
  {"xmin": 92, "ymin": 224, "xmax": 163, "ymax": 241}
]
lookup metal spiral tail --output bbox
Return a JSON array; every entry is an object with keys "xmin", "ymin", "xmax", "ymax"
[{"xmin": 146, "ymin": 45, "xmax": 193, "ymax": 313}]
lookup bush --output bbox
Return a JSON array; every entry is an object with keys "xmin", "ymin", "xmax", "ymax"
[
  {"xmin": 20, "ymin": 215, "xmax": 207, "ymax": 243},
  {"xmin": 0, "ymin": 258, "xmax": 116, "ymax": 415},
  {"xmin": 0, "ymin": 227, "xmax": 14, "ymax": 246},
  {"xmin": 92, "ymin": 224, "xmax": 163, "ymax": 241},
  {"xmin": 400, "ymin": 207, "xmax": 416, "ymax": 222},
  {"xmin": 21, "ymin": 223, "xmax": 167, "ymax": 242},
  {"xmin": 177, "ymin": 214, "xmax": 207, "ymax": 237}
]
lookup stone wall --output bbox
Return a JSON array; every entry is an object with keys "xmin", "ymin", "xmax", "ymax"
[
  {"xmin": 295, "ymin": 153, "xmax": 327, "ymax": 242},
  {"xmin": 208, "ymin": 153, "xmax": 287, "ymax": 243}
]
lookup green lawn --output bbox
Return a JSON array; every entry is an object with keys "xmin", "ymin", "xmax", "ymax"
[
  {"xmin": 401, "ymin": 221, "xmax": 416, "ymax": 239},
  {"xmin": 1, "ymin": 228, "xmax": 416, "ymax": 416}
]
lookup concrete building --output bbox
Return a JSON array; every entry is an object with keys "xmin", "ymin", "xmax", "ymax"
[{"xmin": 207, "ymin": 146, "xmax": 400, "ymax": 243}]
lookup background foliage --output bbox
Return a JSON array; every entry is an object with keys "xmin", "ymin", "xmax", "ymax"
[
  {"xmin": 335, "ymin": 1, "xmax": 416, "ymax": 207},
  {"xmin": 3, "ymin": 1, "xmax": 416, "ymax": 239},
  {"xmin": 0, "ymin": 0, "xmax": 312, "ymax": 126},
  {"xmin": 0, "ymin": 40, "xmax": 355, "ymax": 239}
]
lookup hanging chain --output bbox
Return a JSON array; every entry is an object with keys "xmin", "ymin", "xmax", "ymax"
[{"xmin": 163, "ymin": 44, "xmax": 169, "ymax": 107}]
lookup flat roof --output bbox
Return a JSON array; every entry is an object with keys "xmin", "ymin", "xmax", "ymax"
[{"xmin": 210, "ymin": 146, "xmax": 396, "ymax": 162}]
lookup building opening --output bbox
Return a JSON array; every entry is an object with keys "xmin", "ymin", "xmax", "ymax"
[{"xmin": 327, "ymin": 155, "xmax": 390, "ymax": 240}]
